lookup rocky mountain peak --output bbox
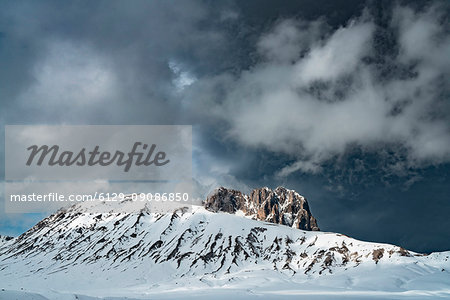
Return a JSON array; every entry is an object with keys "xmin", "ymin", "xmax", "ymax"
[{"xmin": 204, "ymin": 186, "xmax": 319, "ymax": 231}]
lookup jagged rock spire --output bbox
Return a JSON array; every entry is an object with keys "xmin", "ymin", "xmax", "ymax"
[{"xmin": 204, "ymin": 186, "xmax": 319, "ymax": 231}]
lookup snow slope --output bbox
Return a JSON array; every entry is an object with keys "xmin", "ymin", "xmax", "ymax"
[{"xmin": 0, "ymin": 197, "xmax": 449, "ymax": 299}]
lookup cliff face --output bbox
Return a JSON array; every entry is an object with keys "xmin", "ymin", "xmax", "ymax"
[{"xmin": 204, "ymin": 186, "xmax": 319, "ymax": 231}]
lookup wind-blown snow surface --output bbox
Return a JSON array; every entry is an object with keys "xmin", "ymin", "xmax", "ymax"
[{"xmin": 0, "ymin": 199, "xmax": 449, "ymax": 299}]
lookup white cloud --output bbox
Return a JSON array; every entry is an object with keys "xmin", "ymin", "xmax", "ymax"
[
  {"xmin": 294, "ymin": 20, "xmax": 374, "ymax": 83},
  {"xmin": 169, "ymin": 60, "xmax": 197, "ymax": 91},
  {"xmin": 257, "ymin": 19, "xmax": 326, "ymax": 63},
  {"xmin": 277, "ymin": 160, "xmax": 322, "ymax": 176},
  {"xmin": 20, "ymin": 40, "xmax": 117, "ymax": 107},
  {"xmin": 191, "ymin": 5, "xmax": 450, "ymax": 177}
]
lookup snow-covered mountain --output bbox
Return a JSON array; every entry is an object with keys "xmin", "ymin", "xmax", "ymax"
[{"xmin": 0, "ymin": 187, "xmax": 449, "ymax": 300}]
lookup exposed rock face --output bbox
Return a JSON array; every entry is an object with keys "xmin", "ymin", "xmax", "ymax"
[
  {"xmin": 0, "ymin": 235, "xmax": 14, "ymax": 247},
  {"xmin": 203, "ymin": 187, "xmax": 246, "ymax": 214},
  {"xmin": 204, "ymin": 186, "xmax": 320, "ymax": 231}
]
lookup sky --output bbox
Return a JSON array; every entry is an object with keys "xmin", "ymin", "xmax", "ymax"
[{"xmin": 0, "ymin": 0, "xmax": 449, "ymax": 253}]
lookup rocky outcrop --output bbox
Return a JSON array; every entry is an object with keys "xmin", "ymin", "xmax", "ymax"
[
  {"xmin": 203, "ymin": 187, "xmax": 246, "ymax": 214},
  {"xmin": 0, "ymin": 235, "xmax": 14, "ymax": 247},
  {"xmin": 204, "ymin": 186, "xmax": 319, "ymax": 231}
]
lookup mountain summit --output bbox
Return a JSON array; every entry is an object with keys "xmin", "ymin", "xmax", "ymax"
[{"xmin": 204, "ymin": 186, "xmax": 319, "ymax": 231}]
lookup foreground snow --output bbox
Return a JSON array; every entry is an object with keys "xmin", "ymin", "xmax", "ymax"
[{"xmin": 2, "ymin": 283, "xmax": 450, "ymax": 300}]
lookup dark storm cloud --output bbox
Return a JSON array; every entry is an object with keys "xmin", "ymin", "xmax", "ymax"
[
  {"xmin": 0, "ymin": 0, "xmax": 236, "ymax": 125},
  {"xmin": 0, "ymin": 0, "xmax": 449, "ymax": 252}
]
